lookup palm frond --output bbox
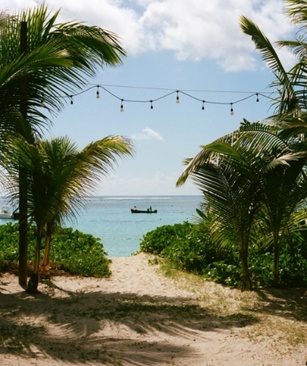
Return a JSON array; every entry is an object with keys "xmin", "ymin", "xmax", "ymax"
[
  {"xmin": 284, "ymin": 0, "xmax": 307, "ymax": 24},
  {"xmin": 240, "ymin": 15, "xmax": 298, "ymax": 114}
]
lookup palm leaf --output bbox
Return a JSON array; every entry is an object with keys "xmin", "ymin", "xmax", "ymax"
[
  {"xmin": 239, "ymin": 15, "xmax": 298, "ymax": 114},
  {"xmin": 284, "ymin": 0, "xmax": 307, "ymax": 24}
]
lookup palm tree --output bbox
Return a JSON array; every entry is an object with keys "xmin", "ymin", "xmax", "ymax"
[
  {"xmin": 177, "ymin": 1, "xmax": 307, "ymax": 288},
  {"xmin": 259, "ymin": 153, "xmax": 307, "ymax": 286},
  {"xmin": 177, "ymin": 121, "xmax": 307, "ymax": 288},
  {"xmin": 8, "ymin": 135, "xmax": 133, "ymax": 292},
  {"xmin": 0, "ymin": 15, "xmax": 77, "ymax": 288},
  {"xmin": 235, "ymin": 123, "xmax": 307, "ymax": 286},
  {"xmin": 239, "ymin": 0, "xmax": 307, "ymax": 285},
  {"xmin": 177, "ymin": 128, "xmax": 262, "ymax": 289},
  {"xmin": 0, "ymin": 5, "xmax": 126, "ymax": 287}
]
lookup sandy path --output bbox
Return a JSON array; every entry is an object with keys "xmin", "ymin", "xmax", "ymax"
[{"xmin": 0, "ymin": 253, "xmax": 306, "ymax": 366}]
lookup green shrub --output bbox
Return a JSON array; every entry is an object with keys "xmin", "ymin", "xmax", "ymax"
[
  {"xmin": 140, "ymin": 221, "xmax": 226, "ymax": 273},
  {"xmin": 0, "ymin": 223, "xmax": 20, "ymax": 262},
  {"xmin": 204, "ymin": 261, "xmax": 242, "ymax": 287},
  {"xmin": 139, "ymin": 223, "xmax": 182, "ymax": 254},
  {"xmin": 279, "ymin": 251, "xmax": 307, "ymax": 287},
  {"xmin": 248, "ymin": 251, "xmax": 273, "ymax": 288},
  {"xmin": 161, "ymin": 225, "xmax": 216, "ymax": 273},
  {"xmin": 139, "ymin": 221, "xmax": 307, "ymax": 289},
  {"xmin": 0, "ymin": 223, "xmax": 110, "ymax": 277},
  {"xmin": 50, "ymin": 227, "xmax": 111, "ymax": 277}
]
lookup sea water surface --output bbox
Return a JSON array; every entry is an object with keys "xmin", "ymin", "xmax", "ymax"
[{"xmin": 0, "ymin": 195, "xmax": 202, "ymax": 257}]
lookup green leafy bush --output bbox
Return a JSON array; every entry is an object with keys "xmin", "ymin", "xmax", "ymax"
[
  {"xmin": 204, "ymin": 261, "xmax": 242, "ymax": 287},
  {"xmin": 140, "ymin": 221, "xmax": 230, "ymax": 273},
  {"xmin": 161, "ymin": 225, "xmax": 217, "ymax": 272},
  {"xmin": 248, "ymin": 251, "xmax": 273, "ymax": 288},
  {"xmin": 139, "ymin": 223, "xmax": 183, "ymax": 254},
  {"xmin": 0, "ymin": 223, "xmax": 20, "ymax": 262},
  {"xmin": 0, "ymin": 223, "xmax": 110, "ymax": 277},
  {"xmin": 50, "ymin": 227, "xmax": 111, "ymax": 277},
  {"xmin": 139, "ymin": 221, "xmax": 307, "ymax": 289}
]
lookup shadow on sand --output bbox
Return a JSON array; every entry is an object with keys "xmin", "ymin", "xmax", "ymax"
[
  {"xmin": 0, "ymin": 277, "xmax": 306, "ymax": 365},
  {"xmin": 0, "ymin": 283, "xmax": 254, "ymax": 364}
]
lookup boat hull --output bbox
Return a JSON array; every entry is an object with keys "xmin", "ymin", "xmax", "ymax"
[
  {"xmin": 0, "ymin": 213, "xmax": 13, "ymax": 219},
  {"xmin": 131, "ymin": 209, "xmax": 157, "ymax": 214},
  {"xmin": 0, "ymin": 206, "xmax": 19, "ymax": 220}
]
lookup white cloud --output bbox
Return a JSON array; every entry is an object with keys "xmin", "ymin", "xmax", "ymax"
[
  {"xmin": 131, "ymin": 127, "xmax": 163, "ymax": 141},
  {"xmin": 2, "ymin": 0, "xmax": 296, "ymax": 71},
  {"xmin": 139, "ymin": 0, "xmax": 295, "ymax": 72}
]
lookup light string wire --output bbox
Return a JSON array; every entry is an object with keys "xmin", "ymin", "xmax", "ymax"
[{"xmin": 64, "ymin": 84, "xmax": 275, "ymax": 113}]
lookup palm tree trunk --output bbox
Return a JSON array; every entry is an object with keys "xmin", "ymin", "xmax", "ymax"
[
  {"xmin": 27, "ymin": 232, "xmax": 42, "ymax": 293},
  {"xmin": 240, "ymin": 247, "xmax": 251, "ymax": 290},
  {"xmin": 18, "ymin": 174, "xmax": 28, "ymax": 288},
  {"xmin": 18, "ymin": 21, "xmax": 29, "ymax": 288},
  {"xmin": 239, "ymin": 231, "xmax": 251, "ymax": 290},
  {"xmin": 41, "ymin": 224, "xmax": 52, "ymax": 278},
  {"xmin": 273, "ymin": 241, "xmax": 280, "ymax": 287}
]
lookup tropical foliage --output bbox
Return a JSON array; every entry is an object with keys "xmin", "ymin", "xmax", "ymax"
[
  {"xmin": 175, "ymin": 0, "xmax": 307, "ymax": 289},
  {"xmin": 140, "ymin": 221, "xmax": 214, "ymax": 273},
  {"xmin": 177, "ymin": 122, "xmax": 307, "ymax": 288},
  {"xmin": 4, "ymin": 135, "xmax": 132, "ymax": 291},
  {"xmin": 0, "ymin": 5, "xmax": 132, "ymax": 291},
  {"xmin": 139, "ymin": 221, "xmax": 307, "ymax": 288},
  {"xmin": 0, "ymin": 223, "xmax": 111, "ymax": 277}
]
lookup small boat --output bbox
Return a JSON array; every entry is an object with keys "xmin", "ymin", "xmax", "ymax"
[
  {"xmin": 0, "ymin": 206, "xmax": 19, "ymax": 220},
  {"xmin": 131, "ymin": 207, "xmax": 157, "ymax": 214},
  {"xmin": 0, "ymin": 206, "xmax": 14, "ymax": 219}
]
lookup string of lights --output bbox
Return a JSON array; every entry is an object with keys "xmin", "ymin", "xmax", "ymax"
[{"xmin": 65, "ymin": 84, "xmax": 275, "ymax": 115}]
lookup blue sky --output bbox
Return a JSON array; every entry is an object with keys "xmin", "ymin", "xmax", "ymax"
[{"xmin": 2, "ymin": 0, "xmax": 296, "ymax": 195}]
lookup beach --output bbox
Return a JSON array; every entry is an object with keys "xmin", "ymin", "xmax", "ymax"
[{"xmin": 0, "ymin": 253, "xmax": 306, "ymax": 366}]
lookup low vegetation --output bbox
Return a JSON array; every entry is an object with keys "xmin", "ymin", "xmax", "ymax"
[
  {"xmin": 0, "ymin": 223, "xmax": 111, "ymax": 277},
  {"xmin": 1, "ymin": 219, "xmax": 306, "ymax": 290},
  {"xmin": 139, "ymin": 221, "xmax": 307, "ymax": 289}
]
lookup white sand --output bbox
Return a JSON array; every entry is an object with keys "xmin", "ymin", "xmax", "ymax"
[{"xmin": 0, "ymin": 253, "xmax": 306, "ymax": 366}]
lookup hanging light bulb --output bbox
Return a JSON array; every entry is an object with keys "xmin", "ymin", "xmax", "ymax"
[
  {"xmin": 176, "ymin": 91, "xmax": 180, "ymax": 104},
  {"xmin": 120, "ymin": 99, "xmax": 124, "ymax": 112},
  {"xmin": 70, "ymin": 96, "xmax": 74, "ymax": 105},
  {"xmin": 96, "ymin": 86, "xmax": 100, "ymax": 99},
  {"xmin": 256, "ymin": 93, "xmax": 259, "ymax": 102},
  {"xmin": 230, "ymin": 103, "xmax": 234, "ymax": 116},
  {"xmin": 202, "ymin": 100, "xmax": 205, "ymax": 110},
  {"xmin": 150, "ymin": 100, "xmax": 153, "ymax": 109}
]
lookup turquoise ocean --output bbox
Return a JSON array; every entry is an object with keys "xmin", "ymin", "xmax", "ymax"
[{"xmin": 0, "ymin": 195, "xmax": 202, "ymax": 257}]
